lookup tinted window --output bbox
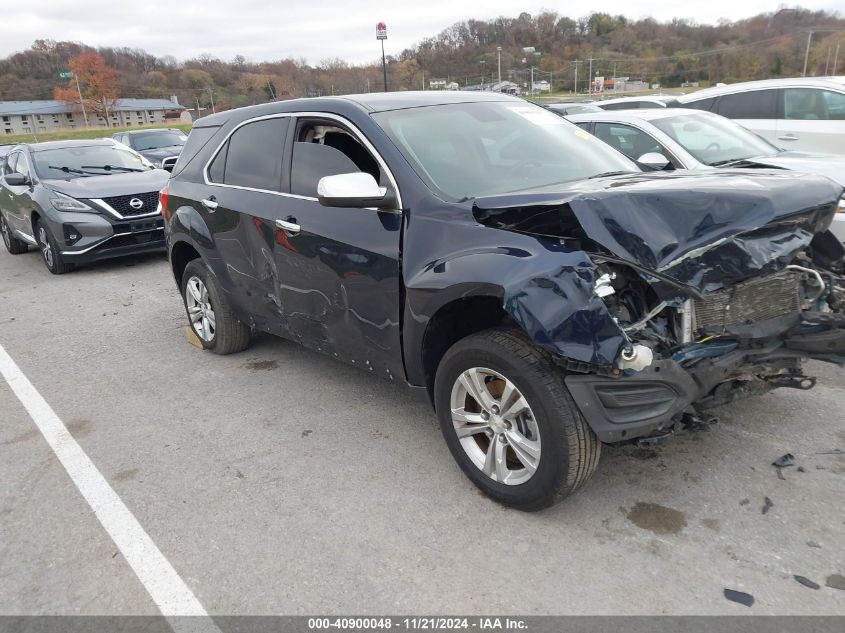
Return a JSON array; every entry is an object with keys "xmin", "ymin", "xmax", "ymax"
[
  {"xmin": 715, "ymin": 89, "xmax": 778, "ymax": 119},
  {"xmin": 208, "ymin": 143, "xmax": 227, "ymax": 183},
  {"xmin": 594, "ymin": 123, "xmax": 665, "ymax": 162},
  {"xmin": 173, "ymin": 125, "xmax": 220, "ymax": 177},
  {"xmin": 290, "ymin": 142, "xmax": 361, "ymax": 198},
  {"xmin": 679, "ymin": 96, "xmax": 718, "ymax": 112},
  {"xmin": 784, "ymin": 88, "xmax": 845, "ymax": 121},
  {"xmin": 220, "ymin": 118, "xmax": 288, "ymax": 191}
]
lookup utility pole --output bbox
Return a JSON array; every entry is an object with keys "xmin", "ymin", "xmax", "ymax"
[
  {"xmin": 834, "ymin": 43, "xmax": 841, "ymax": 76},
  {"xmin": 530, "ymin": 66, "xmax": 534, "ymax": 96},
  {"xmin": 422, "ymin": 70, "xmax": 425, "ymax": 90},
  {"xmin": 825, "ymin": 48, "xmax": 832, "ymax": 75},
  {"xmin": 574, "ymin": 60, "xmax": 580, "ymax": 94},
  {"xmin": 588, "ymin": 57, "xmax": 593, "ymax": 94},
  {"xmin": 195, "ymin": 96, "xmax": 201, "ymax": 117},
  {"xmin": 381, "ymin": 39, "xmax": 388, "ymax": 92},
  {"xmin": 803, "ymin": 31, "xmax": 813, "ymax": 77},
  {"xmin": 267, "ymin": 81, "xmax": 276, "ymax": 100},
  {"xmin": 207, "ymin": 88, "xmax": 216, "ymax": 113},
  {"xmin": 497, "ymin": 46, "xmax": 502, "ymax": 84},
  {"xmin": 73, "ymin": 73, "xmax": 89, "ymax": 128}
]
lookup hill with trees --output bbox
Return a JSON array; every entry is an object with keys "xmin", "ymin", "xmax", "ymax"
[{"xmin": 1, "ymin": 7, "xmax": 843, "ymax": 113}]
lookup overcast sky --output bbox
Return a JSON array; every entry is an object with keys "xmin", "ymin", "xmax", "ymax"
[{"xmin": 2, "ymin": 1, "xmax": 840, "ymax": 64}]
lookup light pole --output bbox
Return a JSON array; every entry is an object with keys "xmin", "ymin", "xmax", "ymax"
[
  {"xmin": 803, "ymin": 31, "xmax": 813, "ymax": 77},
  {"xmin": 497, "ymin": 46, "xmax": 502, "ymax": 84},
  {"xmin": 377, "ymin": 22, "xmax": 388, "ymax": 92}
]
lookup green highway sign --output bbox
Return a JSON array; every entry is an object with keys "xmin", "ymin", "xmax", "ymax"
[{"xmin": 57, "ymin": 71, "xmax": 74, "ymax": 80}]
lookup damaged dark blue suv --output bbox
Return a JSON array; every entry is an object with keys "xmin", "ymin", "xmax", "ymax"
[{"xmin": 162, "ymin": 92, "xmax": 845, "ymax": 510}]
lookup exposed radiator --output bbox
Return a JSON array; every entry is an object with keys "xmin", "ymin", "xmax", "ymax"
[{"xmin": 693, "ymin": 271, "xmax": 801, "ymax": 333}]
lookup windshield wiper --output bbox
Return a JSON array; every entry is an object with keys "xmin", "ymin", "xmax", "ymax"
[
  {"xmin": 80, "ymin": 165, "xmax": 145, "ymax": 173},
  {"xmin": 47, "ymin": 165, "xmax": 97, "ymax": 176},
  {"xmin": 587, "ymin": 170, "xmax": 633, "ymax": 179}
]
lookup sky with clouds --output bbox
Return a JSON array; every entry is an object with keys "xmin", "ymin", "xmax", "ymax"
[{"xmin": 2, "ymin": 1, "xmax": 840, "ymax": 64}]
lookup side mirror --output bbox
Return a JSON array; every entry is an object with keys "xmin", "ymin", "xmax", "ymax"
[
  {"xmin": 637, "ymin": 152, "xmax": 670, "ymax": 171},
  {"xmin": 4, "ymin": 172, "xmax": 30, "ymax": 187},
  {"xmin": 317, "ymin": 172, "xmax": 392, "ymax": 209}
]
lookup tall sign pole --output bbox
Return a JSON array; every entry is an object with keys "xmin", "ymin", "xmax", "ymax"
[
  {"xmin": 377, "ymin": 22, "xmax": 388, "ymax": 92},
  {"xmin": 59, "ymin": 71, "xmax": 89, "ymax": 128}
]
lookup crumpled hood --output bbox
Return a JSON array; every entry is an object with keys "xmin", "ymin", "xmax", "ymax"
[
  {"xmin": 44, "ymin": 169, "xmax": 170, "ymax": 199},
  {"xmin": 740, "ymin": 151, "xmax": 845, "ymax": 188},
  {"xmin": 474, "ymin": 170, "xmax": 842, "ymax": 294}
]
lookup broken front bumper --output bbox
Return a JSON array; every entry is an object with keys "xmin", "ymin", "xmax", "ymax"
[{"xmin": 565, "ymin": 313, "xmax": 845, "ymax": 443}]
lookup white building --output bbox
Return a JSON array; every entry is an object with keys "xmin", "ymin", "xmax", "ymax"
[{"xmin": 0, "ymin": 98, "xmax": 185, "ymax": 135}]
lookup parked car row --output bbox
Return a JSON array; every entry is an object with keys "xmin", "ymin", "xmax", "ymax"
[{"xmin": 3, "ymin": 91, "xmax": 845, "ymax": 511}]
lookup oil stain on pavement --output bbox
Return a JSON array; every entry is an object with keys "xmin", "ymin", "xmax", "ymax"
[{"xmin": 625, "ymin": 502, "xmax": 687, "ymax": 535}]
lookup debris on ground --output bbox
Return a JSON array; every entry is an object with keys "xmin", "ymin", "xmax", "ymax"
[
  {"xmin": 815, "ymin": 449, "xmax": 844, "ymax": 455},
  {"xmin": 807, "ymin": 541, "xmax": 822, "ymax": 549},
  {"xmin": 816, "ymin": 465, "xmax": 826, "ymax": 470},
  {"xmin": 797, "ymin": 466, "xmax": 806, "ymax": 473},
  {"xmin": 772, "ymin": 453, "xmax": 796, "ymax": 468},
  {"xmin": 723, "ymin": 588, "xmax": 754, "ymax": 607},
  {"xmin": 762, "ymin": 497, "xmax": 774, "ymax": 515},
  {"xmin": 826, "ymin": 574, "xmax": 845, "ymax": 591},
  {"xmin": 794, "ymin": 575, "xmax": 821, "ymax": 590},
  {"xmin": 681, "ymin": 411, "xmax": 719, "ymax": 433},
  {"xmin": 739, "ymin": 498, "xmax": 750, "ymax": 506}
]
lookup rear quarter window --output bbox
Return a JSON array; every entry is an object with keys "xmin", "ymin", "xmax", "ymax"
[
  {"xmin": 714, "ymin": 89, "xmax": 778, "ymax": 119},
  {"xmin": 170, "ymin": 125, "xmax": 221, "ymax": 178}
]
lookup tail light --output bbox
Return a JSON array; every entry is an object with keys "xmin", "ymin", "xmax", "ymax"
[{"xmin": 159, "ymin": 184, "xmax": 170, "ymax": 220}]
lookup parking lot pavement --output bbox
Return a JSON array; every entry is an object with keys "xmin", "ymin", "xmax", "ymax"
[{"xmin": 1, "ymin": 246, "xmax": 844, "ymax": 616}]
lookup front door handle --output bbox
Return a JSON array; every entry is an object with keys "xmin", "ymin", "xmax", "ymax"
[
  {"xmin": 201, "ymin": 196, "xmax": 218, "ymax": 211},
  {"xmin": 777, "ymin": 134, "xmax": 799, "ymax": 141},
  {"xmin": 275, "ymin": 217, "xmax": 300, "ymax": 233}
]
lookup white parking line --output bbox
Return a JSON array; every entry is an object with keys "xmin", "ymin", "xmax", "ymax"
[{"xmin": 0, "ymin": 341, "xmax": 213, "ymax": 620}]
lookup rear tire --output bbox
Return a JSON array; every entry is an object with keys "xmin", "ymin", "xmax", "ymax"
[
  {"xmin": 1, "ymin": 213, "xmax": 28, "ymax": 254},
  {"xmin": 434, "ymin": 328, "xmax": 600, "ymax": 511},
  {"xmin": 35, "ymin": 219, "xmax": 73, "ymax": 274},
  {"xmin": 181, "ymin": 258, "xmax": 250, "ymax": 355}
]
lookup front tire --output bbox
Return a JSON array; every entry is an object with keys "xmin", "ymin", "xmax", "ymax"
[
  {"xmin": 434, "ymin": 328, "xmax": 600, "ymax": 511},
  {"xmin": 1, "ymin": 213, "xmax": 29, "ymax": 255},
  {"xmin": 35, "ymin": 219, "xmax": 72, "ymax": 274},
  {"xmin": 181, "ymin": 258, "xmax": 250, "ymax": 355}
]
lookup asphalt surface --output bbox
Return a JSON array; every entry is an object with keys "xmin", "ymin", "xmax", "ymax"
[{"xmin": 1, "ymin": 246, "xmax": 844, "ymax": 616}]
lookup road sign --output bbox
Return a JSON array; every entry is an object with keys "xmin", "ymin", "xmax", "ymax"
[
  {"xmin": 376, "ymin": 22, "xmax": 387, "ymax": 40},
  {"xmin": 57, "ymin": 71, "xmax": 74, "ymax": 80}
]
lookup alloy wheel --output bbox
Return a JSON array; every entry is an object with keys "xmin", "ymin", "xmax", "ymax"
[
  {"xmin": 449, "ymin": 367, "xmax": 541, "ymax": 485},
  {"xmin": 185, "ymin": 275, "xmax": 216, "ymax": 342},
  {"xmin": 38, "ymin": 226, "xmax": 54, "ymax": 268}
]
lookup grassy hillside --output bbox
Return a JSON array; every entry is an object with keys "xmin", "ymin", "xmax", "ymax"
[{"xmin": 1, "ymin": 122, "xmax": 193, "ymax": 146}]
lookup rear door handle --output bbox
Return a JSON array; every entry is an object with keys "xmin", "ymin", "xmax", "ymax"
[
  {"xmin": 777, "ymin": 134, "xmax": 799, "ymax": 141},
  {"xmin": 275, "ymin": 217, "xmax": 300, "ymax": 233},
  {"xmin": 201, "ymin": 196, "xmax": 218, "ymax": 211}
]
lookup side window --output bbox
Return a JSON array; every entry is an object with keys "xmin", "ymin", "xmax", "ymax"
[
  {"xmin": 678, "ymin": 97, "xmax": 717, "ymax": 112},
  {"xmin": 289, "ymin": 121, "xmax": 383, "ymax": 198},
  {"xmin": 575, "ymin": 122, "xmax": 591, "ymax": 131},
  {"xmin": 3, "ymin": 152, "xmax": 17, "ymax": 175},
  {"xmin": 209, "ymin": 117, "xmax": 289, "ymax": 191},
  {"xmin": 15, "ymin": 153, "xmax": 31, "ymax": 179},
  {"xmin": 715, "ymin": 89, "xmax": 777, "ymax": 119},
  {"xmin": 594, "ymin": 123, "xmax": 666, "ymax": 163},
  {"xmin": 784, "ymin": 88, "xmax": 845, "ymax": 121}
]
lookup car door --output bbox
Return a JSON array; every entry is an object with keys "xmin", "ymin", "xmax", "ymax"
[
  {"xmin": 272, "ymin": 114, "xmax": 404, "ymax": 378},
  {"xmin": 200, "ymin": 115, "xmax": 295, "ymax": 336},
  {"xmin": 712, "ymin": 89, "xmax": 779, "ymax": 146},
  {"xmin": 780, "ymin": 87, "xmax": 845, "ymax": 154},
  {"xmin": 3, "ymin": 151, "xmax": 35, "ymax": 238}
]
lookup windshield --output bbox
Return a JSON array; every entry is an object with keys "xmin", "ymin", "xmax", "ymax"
[
  {"xmin": 651, "ymin": 113, "xmax": 779, "ymax": 166},
  {"xmin": 130, "ymin": 130, "xmax": 187, "ymax": 151},
  {"xmin": 372, "ymin": 101, "xmax": 637, "ymax": 201},
  {"xmin": 32, "ymin": 144, "xmax": 150, "ymax": 179}
]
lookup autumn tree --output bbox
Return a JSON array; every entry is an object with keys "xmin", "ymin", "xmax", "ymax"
[{"xmin": 53, "ymin": 52, "xmax": 118, "ymax": 126}]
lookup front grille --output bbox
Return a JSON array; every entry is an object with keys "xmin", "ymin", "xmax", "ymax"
[
  {"xmin": 693, "ymin": 271, "xmax": 801, "ymax": 333},
  {"xmin": 102, "ymin": 191, "xmax": 159, "ymax": 217}
]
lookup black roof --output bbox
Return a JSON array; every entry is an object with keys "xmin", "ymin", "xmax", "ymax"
[{"xmin": 195, "ymin": 90, "xmax": 520, "ymax": 127}]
